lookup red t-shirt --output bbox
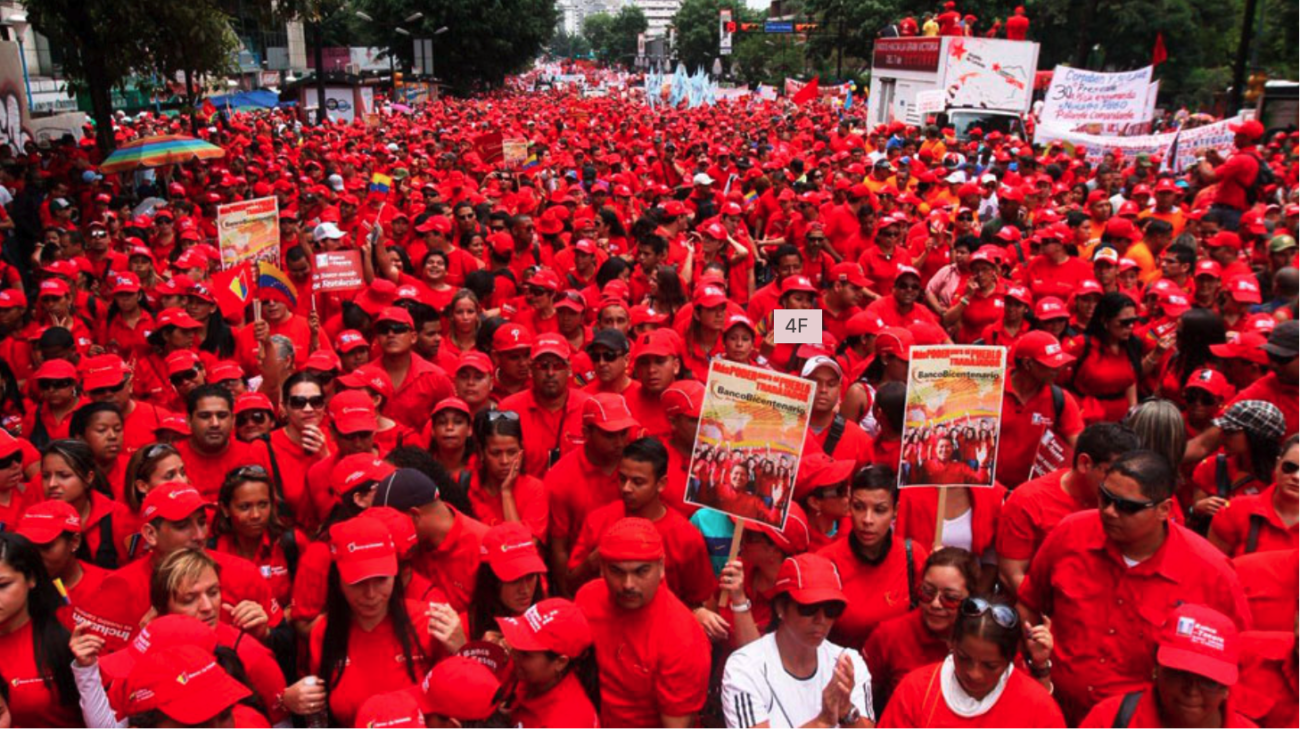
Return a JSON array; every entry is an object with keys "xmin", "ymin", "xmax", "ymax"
[
  {"xmin": 996, "ymin": 468, "xmax": 1094, "ymax": 562},
  {"xmin": 467, "ymin": 471, "xmax": 549, "ymax": 543},
  {"xmin": 1209, "ymin": 484, "xmax": 1297, "ymax": 556},
  {"xmin": 409, "ymin": 506, "xmax": 487, "ymax": 613},
  {"xmin": 545, "ymin": 447, "xmax": 623, "ymax": 550},
  {"xmin": 0, "ymin": 621, "xmax": 84, "ymax": 727},
  {"xmin": 863, "ymin": 609, "xmax": 949, "ymax": 701},
  {"xmin": 173, "ymin": 437, "xmax": 274, "ymax": 502},
  {"xmin": 957, "ymin": 288, "xmax": 1006, "ymax": 345},
  {"xmin": 878, "ymin": 661, "xmax": 1066, "ymax": 728},
  {"xmin": 1079, "ymin": 685, "xmax": 1256, "ymax": 728},
  {"xmin": 575, "ymin": 578, "xmax": 711, "ymax": 728},
  {"xmin": 1023, "ymin": 255, "xmax": 1094, "ymax": 302},
  {"xmin": 804, "ymin": 416, "xmax": 875, "ymax": 472},
  {"xmin": 857, "ymin": 245, "xmax": 905, "ymax": 294},
  {"xmin": 121, "ymin": 400, "xmax": 165, "ymax": 452},
  {"xmin": 381, "ymin": 353, "xmax": 455, "ymax": 431},
  {"xmin": 498, "ymin": 388, "xmax": 590, "ymax": 478},
  {"xmin": 511, "ymin": 671, "xmax": 600, "ymax": 728},
  {"xmin": 1229, "ymin": 372, "xmax": 1299, "ymax": 440},
  {"xmin": 1231, "ymin": 548, "xmax": 1298, "ymax": 633},
  {"xmin": 269, "ymin": 428, "xmax": 330, "ymax": 532},
  {"xmin": 99, "ymin": 548, "xmax": 283, "ymax": 632},
  {"xmin": 864, "ymin": 295, "xmax": 940, "ymax": 331},
  {"xmin": 818, "ymin": 533, "xmax": 929, "ymax": 650},
  {"xmin": 0, "ymin": 481, "xmax": 44, "ymax": 533},
  {"xmin": 211, "ymin": 529, "xmax": 308, "ymax": 612},
  {"xmin": 1211, "ymin": 146, "xmax": 1260, "ymax": 211},
  {"xmin": 1233, "ymin": 631, "xmax": 1300, "ymax": 729},
  {"xmin": 995, "ymin": 379, "xmax": 1084, "ymax": 489}
]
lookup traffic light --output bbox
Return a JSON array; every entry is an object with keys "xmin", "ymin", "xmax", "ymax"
[
  {"xmin": 394, "ymin": 72, "xmax": 403, "ymax": 85},
  {"xmin": 1244, "ymin": 71, "xmax": 1267, "ymax": 104},
  {"xmin": 724, "ymin": 21, "xmax": 737, "ymax": 33}
]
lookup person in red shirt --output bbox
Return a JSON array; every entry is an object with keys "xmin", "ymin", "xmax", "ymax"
[
  {"xmin": 1209, "ymin": 434, "xmax": 1298, "ymax": 557},
  {"xmin": 801, "ymin": 355, "xmax": 874, "ymax": 470},
  {"xmin": 1234, "ymin": 628, "xmax": 1300, "ymax": 728},
  {"xmin": 465, "ymin": 405, "xmax": 549, "ymax": 541},
  {"xmin": 1017, "ymin": 450, "xmax": 1251, "ymax": 724},
  {"xmin": 310, "ymin": 515, "xmax": 462, "ymax": 727},
  {"xmin": 0, "ymin": 429, "xmax": 42, "ymax": 532},
  {"xmin": 80, "ymin": 354, "xmax": 165, "ymax": 453},
  {"xmin": 499, "ymin": 333, "xmax": 591, "ymax": 478},
  {"xmin": 173, "ymin": 385, "xmax": 273, "ymax": 501},
  {"xmin": 575, "ymin": 517, "xmax": 711, "ymax": 728},
  {"xmin": 857, "ymin": 213, "xmax": 907, "ymax": 297},
  {"xmin": 268, "ymin": 371, "xmax": 331, "ymax": 528},
  {"xmin": 208, "ymin": 467, "xmax": 308, "ymax": 614},
  {"xmin": 1190, "ymin": 399, "xmax": 1285, "ymax": 525},
  {"xmin": 498, "ymin": 597, "xmax": 601, "ymax": 728},
  {"xmin": 1080, "ymin": 604, "xmax": 1255, "ymax": 728},
  {"xmin": 1196, "ymin": 119, "xmax": 1264, "ymax": 230},
  {"xmin": 25, "ymin": 358, "xmax": 83, "ymax": 447},
  {"xmin": 1022, "ymin": 224, "xmax": 1094, "ymax": 302},
  {"xmin": 818, "ymin": 465, "xmax": 929, "ymax": 649},
  {"xmin": 567, "ymin": 437, "xmax": 716, "ymax": 611},
  {"xmin": 15, "ymin": 499, "xmax": 106, "ymax": 628},
  {"xmin": 1232, "ymin": 547, "xmax": 1297, "ymax": 633},
  {"xmin": 995, "ymin": 331, "xmax": 1086, "ymax": 489},
  {"xmin": 106, "ymin": 644, "xmax": 256, "ymax": 728},
  {"xmin": 997, "ymin": 422, "xmax": 1142, "ymax": 592},
  {"xmin": 97, "ymin": 272, "xmax": 155, "ymax": 359},
  {"xmin": 1203, "ymin": 230, "xmax": 1256, "ymax": 282},
  {"xmin": 864, "ymin": 265, "xmax": 939, "ymax": 330},
  {"xmin": 371, "ymin": 306, "xmax": 454, "ymax": 431},
  {"xmin": 864, "ymin": 547, "xmax": 978, "ymax": 705}
]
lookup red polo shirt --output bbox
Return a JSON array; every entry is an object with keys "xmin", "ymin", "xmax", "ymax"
[
  {"xmin": 1079, "ymin": 685, "xmax": 1255, "ymax": 728},
  {"xmin": 878, "ymin": 661, "xmax": 1066, "ymax": 728},
  {"xmin": 1023, "ymin": 255, "xmax": 1094, "ymax": 301},
  {"xmin": 568, "ymin": 502, "xmax": 717, "ymax": 608},
  {"xmin": 1233, "ymin": 631, "xmax": 1300, "ymax": 729},
  {"xmin": 996, "ymin": 379, "xmax": 1084, "ymax": 489},
  {"xmin": 211, "ymin": 529, "xmax": 308, "ymax": 612},
  {"xmin": 575, "ymin": 578, "xmax": 711, "ymax": 728},
  {"xmin": 498, "ymin": 387, "xmax": 590, "ymax": 478},
  {"xmin": 466, "ymin": 471, "xmax": 549, "ymax": 543},
  {"xmin": 896, "ymin": 485, "xmax": 1003, "ymax": 557},
  {"xmin": 624, "ymin": 385, "xmax": 672, "ymax": 444},
  {"xmin": 1229, "ymin": 372, "xmax": 1299, "ymax": 439},
  {"xmin": 803, "ymin": 415, "xmax": 875, "ymax": 471},
  {"xmin": 290, "ymin": 539, "xmax": 331, "ymax": 625},
  {"xmin": 121, "ymin": 399, "xmax": 165, "ymax": 452},
  {"xmin": 1210, "ymin": 484, "xmax": 1297, "ymax": 556},
  {"xmin": 1232, "ymin": 548, "xmax": 1298, "ymax": 632},
  {"xmin": 1018, "ymin": 511, "xmax": 1252, "ymax": 723},
  {"xmin": 511, "ymin": 672, "xmax": 600, "ymax": 728},
  {"xmin": 863, "ymin": 609, "xmax": 949, "ymax": 701},
  {"xmin": 864, "ymin": 295, "xmax": 940, "ymax": 330},
  {"xmin": 382, "ymin": 353, "xmax": 454, "ymax": 431},
  {"xmin": 410, "ymin": 506, "xmax": 487, "ymax": 613},
  {"xmin": 997, "ymin": 468, "xmax": 1094, "ymax": 561},
  {"xmin": 173, "ymin": 437, "xmax": 274, "ymax": 502},
  {"xmin": 817, "ymin": 533, "xmax": 928, "ymax": 650},
  {"xmin": 856, "ymin": 245, "xmax": 903, "ymax": 294},
  {"xmin": 0, "ymin": 621, "xmax": 84, "ymax": 727}
]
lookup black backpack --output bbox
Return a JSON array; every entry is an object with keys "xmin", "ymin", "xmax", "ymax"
[{"xmin": 1246, "ymin": 151, "xmax": 1276, "ymax": 205}]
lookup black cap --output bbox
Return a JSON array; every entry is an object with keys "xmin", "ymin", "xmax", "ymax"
[
  {"xmin": 1262, "ymin": 320, "xmax": 1299, "ymax": 360},
  {"xmin": 587, "ymin": 328, "xmax": 629, "ymax": 355},
  {"xmin": 373, "ymin": 468, "xmax": 439, "ymax": 510}
]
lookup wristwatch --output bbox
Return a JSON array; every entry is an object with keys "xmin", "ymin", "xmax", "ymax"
[
  {"xmin": 729, "ymin": 599, "xmax": 752, "ymax": 613},
  {"xmin": 1029, "ymin": 659, "xmax": 1053, "ymax": 678},
  {"xmin": 838, "ymin": 707, "xmax": 861, "ymax": 726}
]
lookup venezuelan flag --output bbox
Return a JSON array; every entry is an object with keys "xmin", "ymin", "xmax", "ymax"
[
  {"xmin": 369, "ymin": 173, "xmax": 393, "ymax": 195},
  {"xmin": 257, "ymin": 261, "xmax": 298, "ymax": 308},
  {"xmin": 744, "ymin": 189, "xmax": 758, "ymax": 204},
  {"xmin": 522, "ymin": 153, "xmax": 539, "ymax": 170}
]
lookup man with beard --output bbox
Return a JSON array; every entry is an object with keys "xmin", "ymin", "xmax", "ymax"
[{"xmin": 499, "ymin": 333, "xmax": 591, "ymax": 478}]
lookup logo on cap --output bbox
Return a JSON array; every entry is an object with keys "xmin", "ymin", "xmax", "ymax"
[{"xmin": 523, "ymin": 605, "xmax": 560, "ymax": 632}]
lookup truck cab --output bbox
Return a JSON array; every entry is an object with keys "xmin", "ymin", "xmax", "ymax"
[{"xmin": 941, "ymin": 108, "xmax": 1027, "ymax": 142}]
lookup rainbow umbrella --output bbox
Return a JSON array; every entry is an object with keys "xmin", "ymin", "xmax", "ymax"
[{"xmin": 99, "ymin": 135, "xmax": 225, "ymax": 174}]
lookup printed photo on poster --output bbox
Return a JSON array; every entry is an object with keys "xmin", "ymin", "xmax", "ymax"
[
  {"xmin": 686, "ymin": 361, "xmax": 815, "ymax": 530},
  {"xmin": 899, "ymin": 345, "xmax": 1007, "ymax": 488},
  {"xmin": 218, "ymin": 197, "xmax": 280, "ymax": 269}
]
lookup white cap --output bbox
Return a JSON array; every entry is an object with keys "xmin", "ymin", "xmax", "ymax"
[
  {"xmin": 980, "ymin": 173, "xmax": 997, "ymax": 184},
  {"xmin": 313, "ymin": 222, "xmax": 346, "ymax": 240},
  {"xmin": 800, "ymin": 355, "xmax": 843, "ymax": 379},
  {"xmin": 692, "ymin": 172, "xmax": 715, "ymax": 186},
  {"xmin": 946, "ymin": 170, "xmax": 967, "ymax": 184},
  {"xmin": 327, "ymin": 173, "xmax": 345, "ymax": 192}
]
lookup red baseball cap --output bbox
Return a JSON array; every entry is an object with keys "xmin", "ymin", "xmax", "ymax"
[
  {"xmin": 79, "ymin": 354, "xmax": 129, "ymax": 392},
  {"xmin": 598, "ymin": 517, "xmax": 665, "ymax": 561},
  {"xmin": 1206, "ymin": 231, "xmax": 1243, "ymax": 250},
  {"xmin": 481, "ymin": 521, "xmax": 547, "ymax": 582},
  {"xmin": 1159, "ymin": 291, "xmax": 1193, "ymax": 317},
  {"xmin": 1195, "ymin": 260, "xmax": 1223, "ymax": 279},
  {"xmin": 1034, "ymin": 297, "xmax": 1068, "ymax": 321},
  {"xmin": 234, "ymin": 391, "xmax": 274, "ymax": 415},
  {"xmin": 457, "ymin": 351, "xmax": 494, "ymax": 375},
  {"xmin": 526, "ymin": 268, "xmax": 562, "ymax": 292},
  {"xmin": 109, "ymin": 272, "xmax": 142, "ymax": 295},
  {"xmin": 305, "ymin": 349, "xmax": 342, "ymax": 373},
  {"xmin": 556, "ymin": 290, "xmax": 587, "ymax": 312},
  {"xmin": 331, "ymin": 453, "xmax": 395, "ymax": 497},
  {"xmin": 1210, "ymin": 332, "xmax": 1270, "ymax": 365},
  {"xmin": 375, "ymin": 306, "xmax": 414, "ymax": 327},
  {"xmin": 0, "ymin": 289, "xmax": 26, "ymax": 309},
  {"xmin": 773, "ymin": 553, "xmax": 847, "ymax": 605},
  {"xmin": 1184, "ymin": 368, "xmax": 1234, "ymax": 400},
  {"xmin": 329, "ymin": 389, "xmax": 378, "ymax": 434},
  {"xmin": 1005, "ymin": 284, "xmax": 1033, "ymax": 307},
  {"xmin": 662, "ymin": 380, "xmax": 704, "ymax": 418},
  {"xmin": 156, "ymin": 307, "xmax": 202, "ymax": 330},
  {"xmin": 492, "ymin": 322, "xmax": 534, "ymax": 352},
  {"xmin": 531, "ymin": 333, "xmax": 570, "ymax": 361},
  {"xmin": 749, "ymin": 501, "xmax": 811, "ymax": 555},
  {"xmin": 336, "ymin": 329, "xmax": 369, "ymax": 353},
  {"xmin": 432, "ymin": 397, "xmax": 472, "ymax": 419},
  {"xmin": 38, "ymin": 278, "xmax": 70, "ymax": 299},
  {"xmin": 632, "ymin": 329, "xmax": 680, "ymax": 361},
  {"xmin": 208, "ymin": 361, "xmax": 243, "ymax": 384},
  {"xmin": 847, "ymin": 311, "xmax": 886, "ymax": 338},
  {"xmin": 1225, "ymin": 277, "xmax": 1263, "ymax": 304},
  {"xmin": 356, "ymin": 691, "xmax": 425, "ymax": 729},
  {"xmin": 410, "ymin": 657, "xmax": 501, "ymax": 721},
  {"xmin": 781, "ymin": 275, "xmax": 818, "ymax": 296},
  {"xmin": 338, "ymin": 365, "xmax": 395, "ymax": 402},
  {"xmin": 157, "ymin": 412, "xmax": 191, "ymax": 437},
  {"xmin": 497, "ymin": 597, "xmax": 593, "ymax": 659},
  {"xmin": 830, "ymin": 261, "xmax": 870, "ymax": 288},
  {"xmin": 15, "ymin": 499, "xmax": 82, "ymax": 543},
  {"xmin": 582, "ymin": 393, "xmax": 640, "ymax": 432},
  {"xmin": 1228, "ymin": 119, "xmax": 1265, "ymax": 140},
  {"xmin": 329, "ymin": 515, "xmax": 398, "ymax": 584},
  {"xmin": 141, "ymin": 484, "xmax": 210, "ymax": 522},
  {"xmin": 1157, "ymin": 604, "xmax": 1240, "ymax": 686},
  {"xmin": 794, "ymin": 452, "xmax": 855, "ymax": 501},
  {"xmin": 1103, "ymin": 217, "xmax": 1142, "ymax": 242},
  {"xmin": 114, "ymin": 645, "xmax": 251, "ymax": 724},
  {"xmin": 165, "ymin": 350, "xmax": 200, "ymax": 376},
  {"xmin": 1013, "ymin": 331, "xmax": 1075, "ymax": 368},
  {"xmin": 724, "ymin": 313, "xmax": 757, "ymax": 337},
  {"xmin": 876, "ymin": 327, "xmax": 914, "ymax": 361},
  {"xmin": 98, "ymin": 614, "xmax": 217, "ymax": 680}
]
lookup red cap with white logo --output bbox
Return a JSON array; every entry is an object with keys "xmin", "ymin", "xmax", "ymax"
[{"xmin": 329, "ymin": 515, "xmax": 398, "ymax": 585}]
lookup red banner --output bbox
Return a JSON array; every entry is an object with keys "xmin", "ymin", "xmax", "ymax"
[
  {"xmin": 313, "ymin": 250, "xmax": 365, "ymax": 294},
  {"xmin": 872, "ymin": 37, "xmax": 942, "ymax": 72}
]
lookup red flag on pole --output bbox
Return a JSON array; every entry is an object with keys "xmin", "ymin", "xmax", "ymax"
[
  {"xmin": 791, "ymin": 77, "xmax": 820, "ymax": 105},
  {"xmin": 1151, "ymin": 32, "xmax": 1167, "ymax": 67}
]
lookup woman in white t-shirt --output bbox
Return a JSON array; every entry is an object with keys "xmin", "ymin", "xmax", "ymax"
[{"xmin": 721, "ymin": 553, "xmax": 874, "ymax": 728}]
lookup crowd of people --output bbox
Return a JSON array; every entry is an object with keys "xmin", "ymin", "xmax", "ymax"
[{"xmin": 0, "ymin": 50, "xmax": 1293, "ymax": 729}]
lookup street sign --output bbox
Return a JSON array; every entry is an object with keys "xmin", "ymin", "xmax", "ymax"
[
  {"xmin": 719, "ymin": 9, "xmax": 733, "ymax": 55},
  {"xmin": 764, "ymin": 20, "xmax": 794, "ymax": 34}
]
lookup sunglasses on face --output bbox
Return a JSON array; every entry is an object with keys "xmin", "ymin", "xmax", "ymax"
[
  {"xmin": 588, "ymin": 350, "xmax": 624, "ymax": 363},
  {"xmin": 236, "ymin": 411, "xmax": 271, "ymax": 427},
  {"xmin": 1116, "ymin": 317, "xmax": 1139, "ymax": 328},
  {"xmin": 1281, "ymin": 460, "xmax": 1300, "ymax": 476},
  {"xmin": 376, "ymin": 323, "xmax": 412, "ymax": 336},
  {"xmin": 894, "ymin": 281, "xmax": 921, "ymax": 292},
  {"xmin": 525, "ymin": 287, "xmax": 551, "ymax": 297},
  {"xmin": 0, "ymin": 453, "xmax": 20, "ymax": 469},
  {"xmin": 169, "ymin": 370, "xmax": 199, "ymax": 386},
  {"xmin": 38, "ymin": 379, "xmax": 76, "ymax": 391},
  {"xmin": 88, "ymin": 381, "xmax": 126, "ymax": 398},
  {"xmin": 1099, "ymin": 483, "xmax": 1161, "ymax": 515},
  {"xmin": 794, "ymin": 600, "xmax": 847, "ymax": 619},
  {"xmin": 808, "ymin": 237, "xmax": 827, "ymax": 244},
  {"xmin": 960, "ymin": 597, "xmax": 1018, "ymax": 629},
  {"xmin": 532, "ymin": 360, "xmax": 568, "ymax": 373},
  {"xmin": 917, "ymin": 583, "xmax": 964, "ymax": 609},
  {"xmin": 287, "ymin": 395, "xmax": 326, "ymax": 411},
  {"xmin": 90, "ymin": 231, "xmax": 108, "ymax": 239}
]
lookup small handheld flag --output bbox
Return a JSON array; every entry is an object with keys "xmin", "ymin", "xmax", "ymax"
[
  {"xmin": 53, "ymin": 578, "xmax": 70, "ymax": 606},
  {"xmin": 369, "ymin": 173, "xmax": 393, "ymax": 195},
  {"xmin": 256, "ymin": 261, "xmax": 299, "ymax": 308}
]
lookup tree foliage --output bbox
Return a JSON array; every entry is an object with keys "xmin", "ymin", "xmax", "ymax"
[
  {"xmin": 671, "ymin": 0, "xmax": 765, "ymax": 74},
  {"xmin": 549, "ymin": 29, "xmax": 592, "ymax": 59},
  {"xmin": 582, "ymin": 6, "xmax": 647, "ymax": 68}
]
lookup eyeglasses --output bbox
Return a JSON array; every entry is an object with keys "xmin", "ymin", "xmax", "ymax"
[
  {"xmin": 88, "ymin": 380, "xmax": 126, "ymax": 398},
  {"xmin": 90, "ymin": 231, "xmax": 109, "ymax": 239},
  {"xmin": 1281, "ymin": 460, "xmax": 1300, "ymax": 475},
  {"xmin": 894, "ymin": 281, "xmax": 921, "ymax": 292},
  {"xmin": 236, "ymin": 411, "xmax": 271, "ymax": 427},
  {"xmin": 286, "ymin": 395, "xmax": 326, "ymax": 411},
  {"xmin": 1098, "ymin": 483, "xmax": 1162, "ymax": 515},
  {"xmin": 169, "ymin": 370, "xmax": 200, "ymax": 386},
  {"xmin": 38, "ymin": 378, "xmax": 76, "ymax": 391},
  {"xmin": 807, "ymin": 237, "xmax": 827, "ymax": 243},
  {"xmin": 1184, "ymin": 390, "xmax": 1219, "ymax": 406},
  {"xmin": 917, "ymin": 583, "xmax": 964, "ymax": 609},
  {"xmin": 960, "ymin": 598, "xmax": 1018, "ymax": 629},
  {"xmin": 794, "ymin": 600, "xmax": 847, "ymax": 619},
  {"xmin": 589, "ymin": 350, "xmax": 624, "ymax": 363},
  {"xmin": 375, "ymin": 323, "xmax": 412, "ymax": 336},
  {"xmin": 0, "ymin": 453, "xmax": 20, "ymax": 469},
  {"xmin": 485, "ymin": 410, "xmax": 520, "ymax": 423},
  {"xmin": 458, "ymin": 213, "xmax": 476, "ymax": 220},
  {"xmin": 1116, "ymin": 317, "xmax": 1139, "ymax": 328},
  {"xmin": 525, "ymin": 287, "xmax": 551, "ymax": 297}
]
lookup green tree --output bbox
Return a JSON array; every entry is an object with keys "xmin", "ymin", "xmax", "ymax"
[
  {"xmin": 550, "ymin": 29, "xmax": 592, "ymax": 59},
  {"xmin": 583, "ymin": 13, "xmax": 614, "ymax": 63},
  {"xmin": 584, "ymin": 6, "xmax": 647, "ymax": 67},
  {"xmin": 147, "ymin": 3, "xmax": 241, "ymax": 132},
  {"xmin": 671, "ymin": 0, "xmax": 725, "ymax": 72}
]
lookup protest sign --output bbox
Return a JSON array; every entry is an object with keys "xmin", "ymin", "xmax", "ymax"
[
  {"xmin": 217, "ymin": 197, "xmax": 280, "ymax": 270},
  {"xmin": 1034, "ymin": 115, "xmax": 1243, "ymax": 171},
  {"xmin": 1028, "ymin": 429, "xmax": 1072, "ymax": 481},
  {"xmin": 914, "ymin": 89, "xmax": 947, "ymax": 116},
  {"xmin": 899, "ymin": 345, "xmax": 1006, "ymax": 489},
  {"xmin": 685, "ymin": 360, "xmax": 815, "ymax": 531},
  {"xmin": 1039, "ymin": 65, "xmax": 1154, "ymax": 131},
  {"xmin": 502, "ymin": 138, "xmax": 529, "ymax": 168},
  {"xmin": 313, "ymin": 250, "xmax": 365, "ymax": 293}
]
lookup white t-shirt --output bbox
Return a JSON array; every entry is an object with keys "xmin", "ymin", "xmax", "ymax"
[{"xmin": 721, "ymin": 633, "xmax": 873, "ymax": 728}]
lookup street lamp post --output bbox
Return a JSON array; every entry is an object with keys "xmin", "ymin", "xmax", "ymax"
[
  {"xmin": 6, "ymin": 14, "xmax": 33, "ymax": 111},
  {"xmin": 431, "ymin": 26, "xmax": 448, "ymax": 81}
]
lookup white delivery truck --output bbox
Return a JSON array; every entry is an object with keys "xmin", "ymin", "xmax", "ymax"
[{"xmin": 867, "ymin": 36, "xmax": 1040, "ymax": 141}]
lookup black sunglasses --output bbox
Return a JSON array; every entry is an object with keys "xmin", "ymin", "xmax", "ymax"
[
  {"xmin": 88, "ymin": 381, "xmax": 126, "ymax": 398},
  {"xmin": 169, "ymin": 370, "xmax": 199, "ymax": 386},
  {"xmin": 960, "ymin": 598, "xmax": 1018, "ymax": 629},
  {"xmin": 0, "ymin": 453, "xmax": 20, "ymax": 469},
  {"xmin": 236, "ymin": 411, "xmax": 271, "ymax": 427},
  {"xmin": 1099, "ymin": 483, "xmax": 1161, "ymax": 515},
  {"xmin": 1281, "ymin": 460, "xmax": 1299, "ymax": 476},
  {"xmin": 525, "ymin": 286, "xmax": 551, "ymax": 297},
  {"xmin": 376, "ymin": 323, "xmax": 412, "ymax": 336},
  {"xmin": 794, "ymin": 600, "xmax": 847, "ymax": 619},
  {"xmin": 38, "ymin": 378, "xmax": 76, "ymax": 391},
  {"xmin": 286, "ymin": 395, "xmax": 326, "ymax": 411},
  {"xmin": 588, "ymin": 350, "xmax": 624, "ymax": 363},
  {"xmin": 1116, "ymin": 317, "xmax": 1140, "ymax": 328}
]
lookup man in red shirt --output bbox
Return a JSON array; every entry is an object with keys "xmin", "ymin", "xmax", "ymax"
[
  {"xmin": 625, "ymin": 329, "xmax": 679, "ymax": 443},
  {"xmin": 995, "ymin": 331, "xmax": 1086, "ymax": 488},
  {"xmin": 575, "ymin": 517, "xmax": 711, "ymax": 728},
  {"xmin": 998, "ymin": 422, "xmax": 1142, "ymax": 591},
  {"xmin": 1196, "ymin": 119, "xmax": 1264, "ymax": 231},
  {"xmin": 1017, "ymin": 450, "xmax": 1251, "ymax": 724},
  {"xmin": 863, "ymin": 265, "xmax": 938, "ymax": 329},
  {"xmin": 800, "ymin": 355, "xmax": 874, "ymax": 470},
  {"xmin": 661, "ymin": 379, "xmax": 704, "ymax": 519},
  {"xmin": 1232, "ymin": 548, "xmax": 1297, "ymax": 632},
  {"xmin": 173, "ymin": 385, "xmax": 273, "ymax": 501},
  {"xmin": 499, "ymin": 333, "xmax": 591, "ymax": 477},
  {"xmin": 1202, "ymin": 231, "xmax": 1255, "ymax": 282},
  {"xmin": 372, "ymin": 306, "xmax": 453, "ymax": 431},
  {"xmin": 410, "ymin": 214, "xmax": 481, "ymax": 287}
]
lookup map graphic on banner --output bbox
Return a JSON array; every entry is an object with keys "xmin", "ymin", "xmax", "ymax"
[
  {"xmin": 1039, "ymin": 65, "xmax": 1154, "ymax": 131},
  {"xmin": 899, "ymin": 346, "xmax": 1006, "ymax": 488},
  {"xmin": 943, "ymin": 37, "xmax": 1036, "ymax": 111},
  {"xmin": 685, "ymin": 361, "xmax": 815, "ymax": 531},
  {"xmin": 217, "ymin": 197, "xmax": 280, "ymax": 270}
]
